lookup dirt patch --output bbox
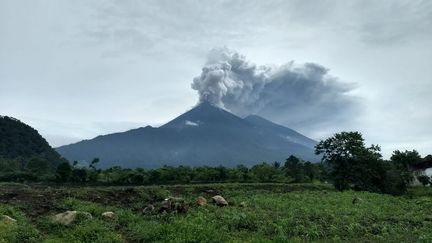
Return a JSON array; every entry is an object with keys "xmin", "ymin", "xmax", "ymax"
[{"xmin": 0, "ymin": 186, "xmax": 65, "ymax": 220}]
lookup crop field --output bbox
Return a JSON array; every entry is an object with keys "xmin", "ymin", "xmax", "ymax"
[{"xmin": 1, "ymin": 183, "xmax": 432, "ymax": 242}]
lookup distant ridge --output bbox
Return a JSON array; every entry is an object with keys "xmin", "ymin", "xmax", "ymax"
[{"xmin": 57, "ymin": 102, "xmax": 319, "ymax": 168}]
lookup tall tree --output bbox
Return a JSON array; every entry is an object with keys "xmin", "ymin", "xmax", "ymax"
[
  {"xmin": 390, "ymin": 150, "xmax": 421, "ymax": 185},
  {"xmin": 315, "ymin": 131, "xmax": 384, "ymax": 191}
]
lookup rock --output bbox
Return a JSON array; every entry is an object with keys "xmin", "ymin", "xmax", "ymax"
[
  {"xmin": 53, "ymin": 211, "xmax": 77, "ymax": 225},
  {"xmin": 159, "ymin": 197, "xmax": 189, "ymax": 213},
  {"xmin": 52, "ymin": 211, "xmax": 92, "ymax": 225},
  {"xmin": 143, "ymin": 204, "xmax": 155, "ymax": 214},
  {"xmin": 101, "ymin": 211, "xmax": 115, "ymax": 219},
  {"xmin": 212, "ymin": 195, "xmax": 228, "ymax": 206},
  {"xmin": 352, "ymin": 196, "xmax": 362, "ymax": 204},
  {"xmin": 239, "ymin": 201, "xmax": 247, "ymax": 208},
  {"xmin": 1, "ymin": 215, "xmax": 17, "ymax": 224},
  {"xmin": 196, "ymin": 196, "xmax": 207, "ymax": 206}
]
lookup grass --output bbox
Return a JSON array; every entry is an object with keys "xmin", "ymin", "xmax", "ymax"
[{"xmin": 1, "ymin": 183, "xmax": 432, "ymax": 242}]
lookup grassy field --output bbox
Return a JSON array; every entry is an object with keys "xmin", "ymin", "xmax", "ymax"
[{"xmin": 1, "ymin": 183, "xmax": 432, "ymax": 242}]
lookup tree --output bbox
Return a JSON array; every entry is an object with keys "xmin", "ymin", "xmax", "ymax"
[
  {"xmin": 315, "ymin": 131, "xmax": 384, "ymax": 192},
  {"xmin": 228, "ymin": 164, "xmax": 250, "ymax": 182},
  {"xmin": 391, "ymin": 150, "xmax": 422, "ymax": 168},
  {"xmin": 88, "ymin": 158, "xmax": 100, "ymax": 182},
  {"xmin": 89, "ymin": 158, "xmax": 100, "ymax": 170},
  {"xmin": 56, "ymin": 162, "xmax": 72, "ymax": 182},
  {"xmin": 251, "ymin": 163, "xmax": 279, "ymax": 182},
  {"xmin": 303, "ymin": 161, "xmax": 322, "ymax": 182},
  {"xmin": 390, "ymin": 150, "xmax": 421, "ymax": 186},
  {"xmin": 283, "ymin": 155, "xmax": 305, "ymax": 183},
  {"xmin": 272, "ymin": 161, "xmax": 281, "ymax": 169}
]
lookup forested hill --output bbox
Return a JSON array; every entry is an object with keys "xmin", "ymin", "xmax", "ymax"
[{"xmin": 0, "ymin": 116, "xmax": 63, "ymax": 164}]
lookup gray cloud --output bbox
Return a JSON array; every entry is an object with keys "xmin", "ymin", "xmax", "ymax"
[
  {"xmin": 192, "ymin": 48, "xmax": 359, "ymax": 130},
  {"xmin": 80, "ymin": 0, "xmax": 432, "ymax": 54}
]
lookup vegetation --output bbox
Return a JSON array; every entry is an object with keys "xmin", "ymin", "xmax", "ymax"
[
  {"xmin": 1, "ymin": 156, "xmax": 323, "ymax": 185},
  {"xmin": 1, "ymin": 183, "xmax": 432, "ymax": 242},
  {"xmin": 315, "ymin": 131, "xmax": 429, "ymax": 195},
  {"xmin": 0, "ymin": 116, "xmax": 66, "ymax": 182}
]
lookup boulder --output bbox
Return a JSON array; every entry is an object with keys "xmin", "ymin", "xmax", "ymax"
[
  {"xmin": 1, "ymin": 215, "xmax": 17, "ymax": 224},
  {"xmin": 101, "ymin": 211, "xmax": 115, "ymax": 220},
  {"xmin": 196, "ymin": 196, "xmax": 207, "ymax": 206},
  {"xmin": 53, "ymin": 211, "xmax": 92, "ymax": 225},
  {"xmin": 212, "ymin": 195, "xmax": 228, "ymax": 206},
  {"xmin": 239, "ymin": 201, "xmax": 247, "ymax": 208}
]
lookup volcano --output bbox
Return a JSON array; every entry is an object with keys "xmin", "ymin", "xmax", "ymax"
[{"xmin": 56, "ymin": 102, "xmax": 319, "ymax": 168}]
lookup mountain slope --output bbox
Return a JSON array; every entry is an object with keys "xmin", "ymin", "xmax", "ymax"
[
  {"xmin": 56, "ymin": 103, "xmax": 319, "ymax": 168},
  {"xmin": 0, "ymin": 116, "xmax": 64, "ymax": 165}
]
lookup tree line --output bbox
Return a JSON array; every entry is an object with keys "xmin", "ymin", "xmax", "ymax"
[{"xmin": 0, "ymin": 156, "xmax": 324, "ymax": 185}]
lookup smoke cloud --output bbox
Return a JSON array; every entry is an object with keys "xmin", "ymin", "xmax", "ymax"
[{"xmin": 192, "ymin": 48, "xmax": 359, "ymax": 134}]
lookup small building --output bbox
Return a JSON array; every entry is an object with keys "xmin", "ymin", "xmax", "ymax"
[{"xmin": 411, "ymin": 159, "xmax": 432, "ymax": 177}]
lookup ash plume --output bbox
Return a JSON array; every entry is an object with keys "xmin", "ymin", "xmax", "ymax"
[{"xmin": 192, "ymin": 47, "xmax": 359, "ymax": 133}]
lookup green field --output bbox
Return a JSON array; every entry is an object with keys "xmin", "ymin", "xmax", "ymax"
[{"xmin": 1, "ymin": 183, "xmax": 432, "ymax": 242}]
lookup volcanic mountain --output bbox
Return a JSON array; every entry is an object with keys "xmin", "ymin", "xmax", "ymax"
[{"xmin": 56, "ymin": 102, "xmax": 318, "ymax": 168}]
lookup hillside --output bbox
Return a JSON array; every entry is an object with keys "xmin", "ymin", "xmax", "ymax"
[
  {"xmin": 0, "ymin": 116, "xmax": 63, "ymax": 165},
  {"xmin": 57, "ymin": 102, "xmax": 319, "ymax": 168}
]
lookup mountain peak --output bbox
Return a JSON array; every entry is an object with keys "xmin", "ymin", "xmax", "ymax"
[{"xmin": 161, "ymin": 101, "xmax": 246, "ymax": 129}]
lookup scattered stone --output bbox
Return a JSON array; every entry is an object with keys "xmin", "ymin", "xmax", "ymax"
[
  {"xmin": 196, "ymin": 196, "xmax": 207, "ymax": 206},
  {"xmin": 212, "ymin": 195, "xmax": 228, "ymax": 206},
  {"xmin": 1, "ymin": 215, "xmax": 17, "ymax": 224},
  {"xmin": 101, "ymin": 211, "xmax": 115, "ymax": 220},
  {"xmin": 239, "ymin": 201, "xmax": 247, "ymax": 208},
  {"xmin": 53, "ymin": 211, "xmax": 77, "ymax": 225},
  {"xmin": 352, "ymin": 196, "xmax": 362, "ymax": 204},
  {"xmin": 52, "ymin": 211, "xmax": 92, "ymax": 225},
  {"xmin": 143, "ymin": 204, "xmax": 155, "ymax": 214},
  {"xmin": 159, "ymin": 197, "xmax": 189, "ymax": 213}
]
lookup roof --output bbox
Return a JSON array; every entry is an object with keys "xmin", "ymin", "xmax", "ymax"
[{"xmin": 412, "ymin": 160, "xmax": 432, "ymax": 170}]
